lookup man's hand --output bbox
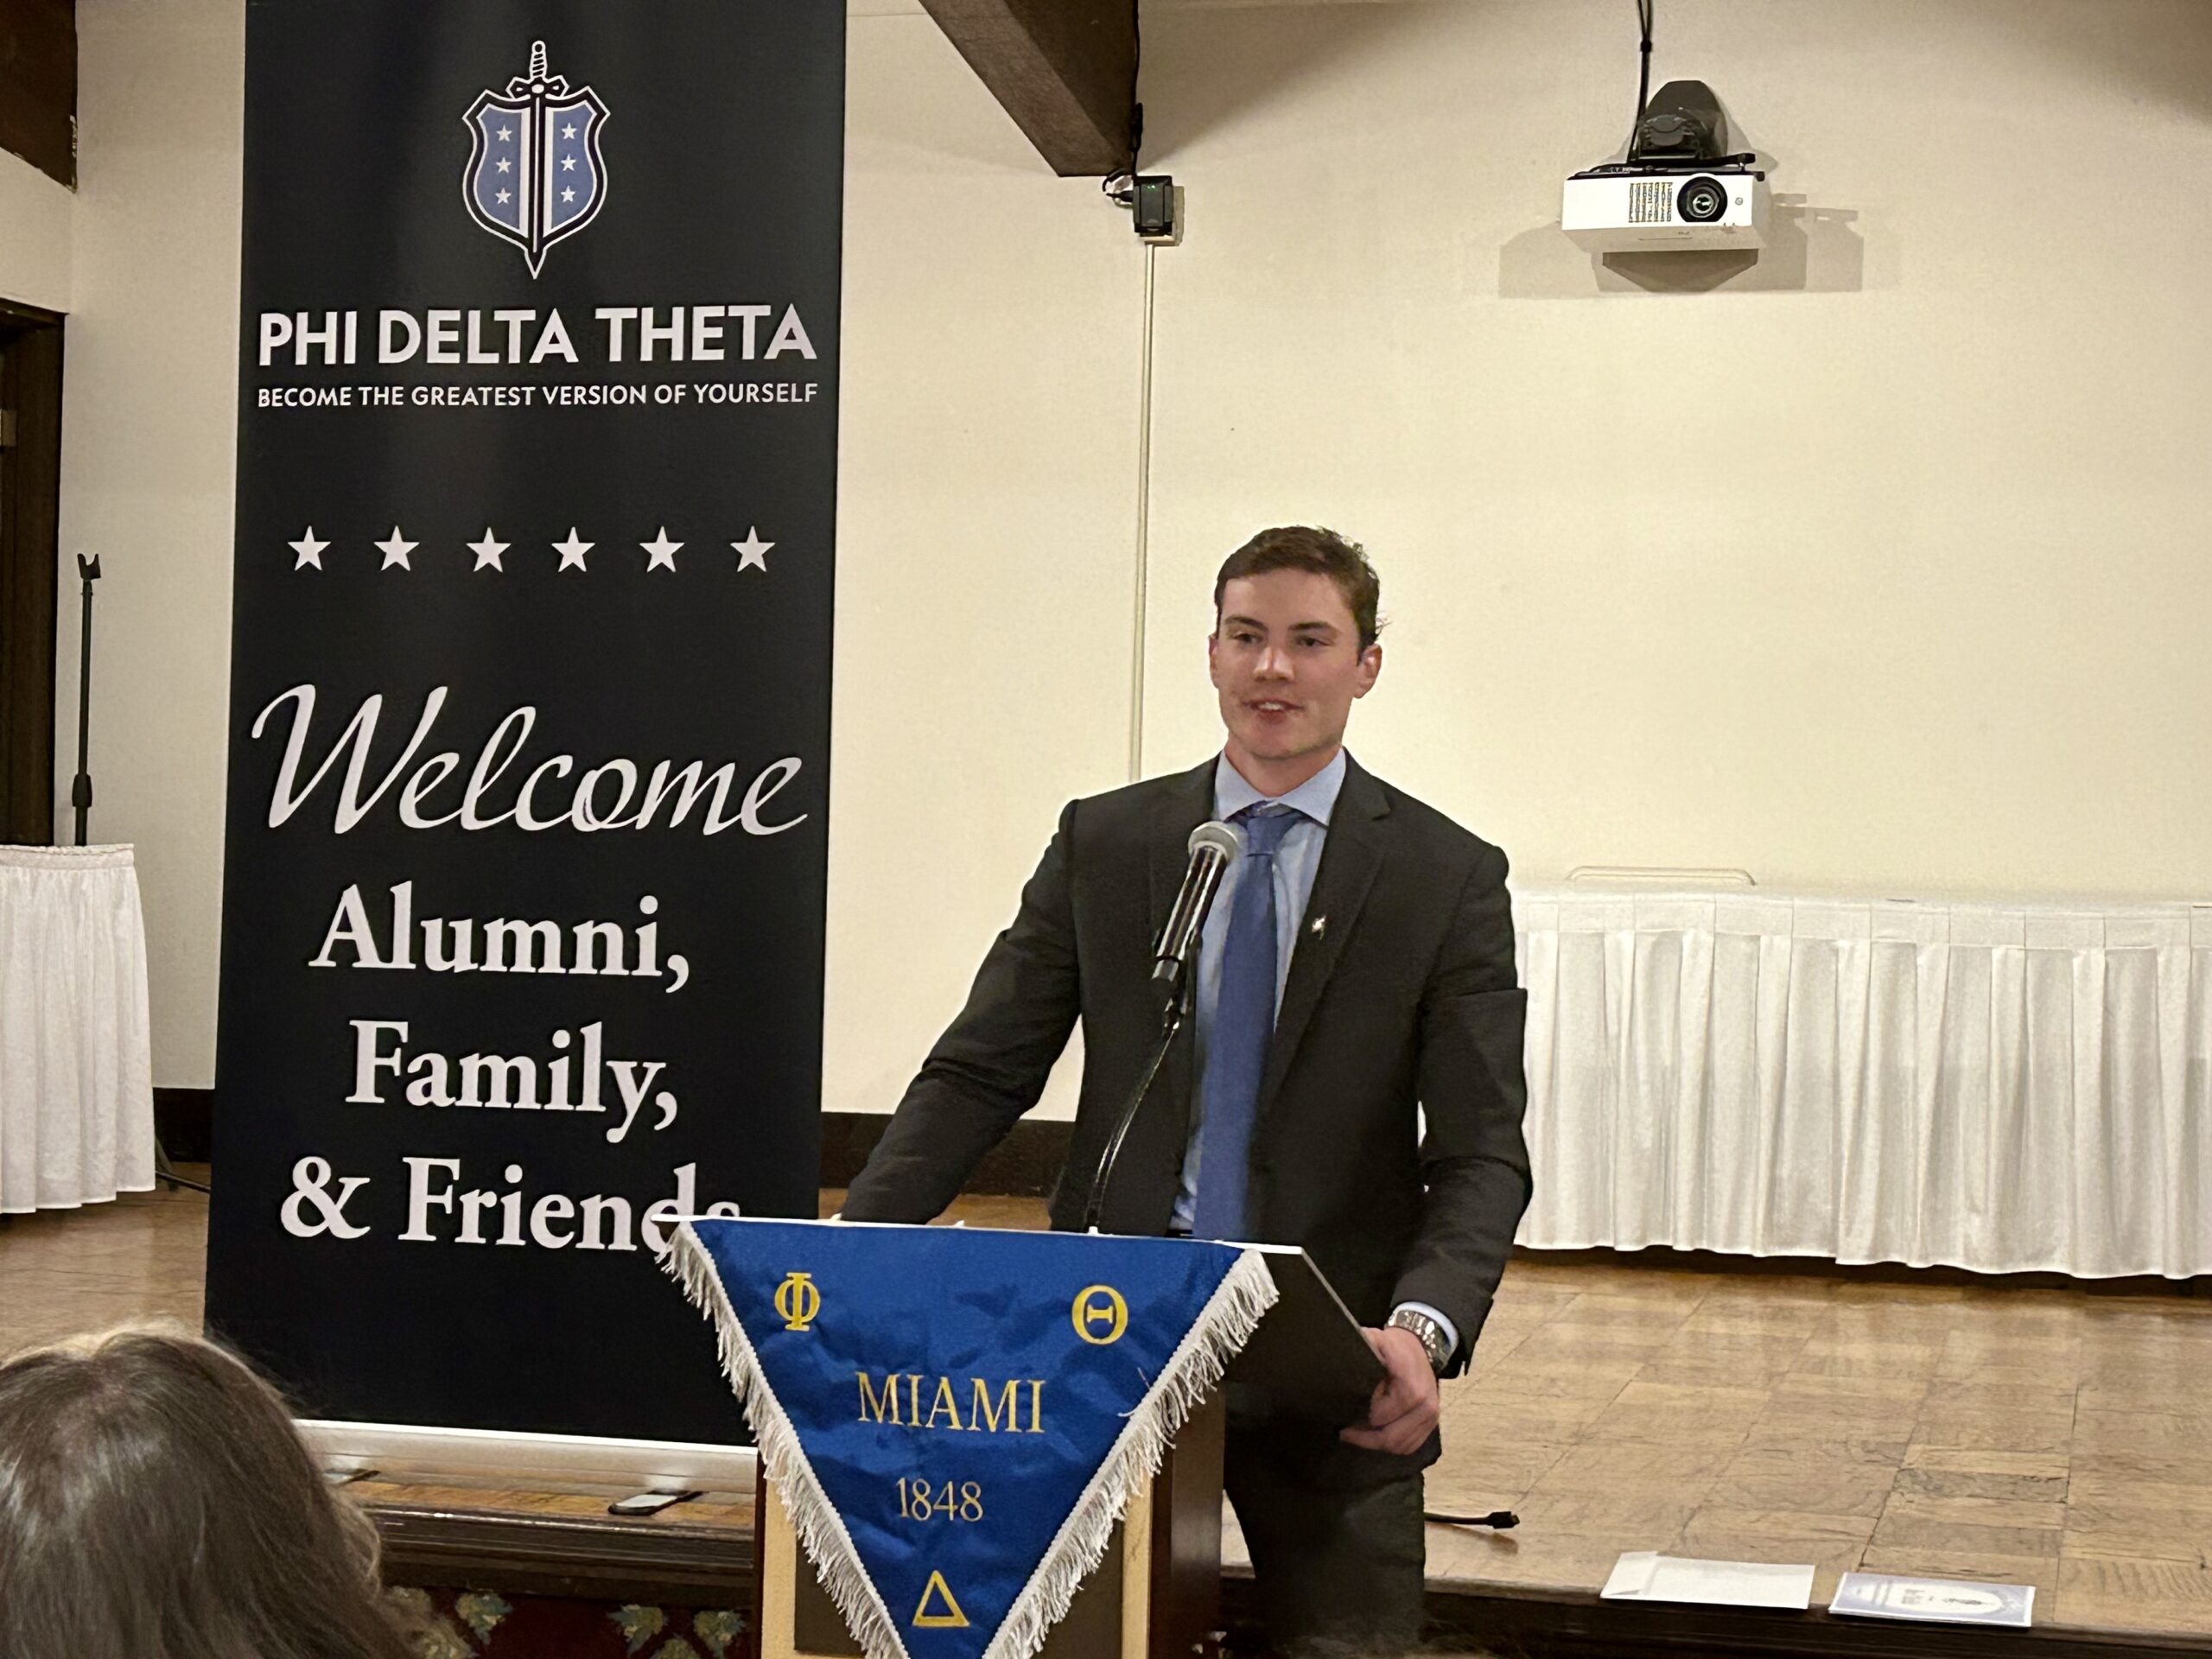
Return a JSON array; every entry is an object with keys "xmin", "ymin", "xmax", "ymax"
[{"xmin": 1338, "ymin": 1325, "xmax": 1440, "ymax": 1455}]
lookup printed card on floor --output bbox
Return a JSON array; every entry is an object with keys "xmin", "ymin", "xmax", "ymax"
[{"xmin": 1831, "ymin": 1572, "xmax": 2033, "ymax": 1626}]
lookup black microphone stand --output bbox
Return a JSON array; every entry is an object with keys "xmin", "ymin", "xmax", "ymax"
[
  {"xmin": 70, "ymin": 555, "xmax": 99, "ymax": 846},
  {"xmin": 1080, "ymin": 963, "xmax": 1191, "ymax": 1234},
  {"xmin": 72, "ymin": 555, "xmax": 207, "ymax": 1197}
]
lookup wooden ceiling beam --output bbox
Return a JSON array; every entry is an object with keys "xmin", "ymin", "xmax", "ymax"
[
  {"xmin": 917, "ymin": 0, "xmax": 1136, "ymax": 178},
  {"xmin": 0, "ymin": 0, "xmax": 76, "ymax": 189}
]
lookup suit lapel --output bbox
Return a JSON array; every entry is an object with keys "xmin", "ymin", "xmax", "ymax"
[
  {"xmin": 1257, "ymin": 755, "xmax": 1389, "ymax": 1116},
  {"xmin": 1145, "ymin": 759, "xmax": 1218, "ymax": 1135}
]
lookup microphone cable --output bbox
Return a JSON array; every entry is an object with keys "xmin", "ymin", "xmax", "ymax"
[{"xmin": 1425, "ymin": 1509, "xmax": 1520, "ymax": 1529}]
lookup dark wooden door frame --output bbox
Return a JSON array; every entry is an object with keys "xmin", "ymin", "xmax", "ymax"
[{"xmin": 0, "ymin": 297, "xmax": 65, "ymax": 847}]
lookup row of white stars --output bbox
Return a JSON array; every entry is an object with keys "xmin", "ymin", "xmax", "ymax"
[
  {"xmin": 491, "ymin": 154, "xmax": 582, "ymax": 175},
  {"xmin": 289, "ymin": 526, "xmax": 775, "ymax": 574},
  {"xmin": 488, "ymin": 179, "xmax": 582, "ymax": 207}
]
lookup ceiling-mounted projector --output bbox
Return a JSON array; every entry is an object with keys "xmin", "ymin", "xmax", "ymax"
[
  {"xmin": 1562, "ymin": 52, "xmax": 1770, "ymax": 252},
  {"xmin": 1562, "ymin": 166, "xmax": 1769, "ymax": 253}
]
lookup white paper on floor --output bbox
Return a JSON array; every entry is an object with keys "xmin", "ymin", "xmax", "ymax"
[{"xmin": 1600, "ymin": 1551, "xmax": 1816, "ymax": 1611}]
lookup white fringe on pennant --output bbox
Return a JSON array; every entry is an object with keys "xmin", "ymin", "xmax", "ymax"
[
  {"xmin": 980, "ymin": 1246, "xmax": 1277, "ymax": 1659},
  {"xmin": 664, "ymin": 1226, "xmax": 1278, "ymax": 1659},
  {"xmin": 664, "ymin": 1222, "xmax": 911, "ymax": 1659}
]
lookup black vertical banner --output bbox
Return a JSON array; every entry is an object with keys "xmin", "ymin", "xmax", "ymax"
[{"xmin": 208, "ymin": 2, "xmax": 842, "ymax": 1442}]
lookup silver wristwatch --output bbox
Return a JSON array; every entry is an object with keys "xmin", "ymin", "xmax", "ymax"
[{"xmin": 1386, "ymin": 1306, "xmax": 1452, "ymax": 1375}]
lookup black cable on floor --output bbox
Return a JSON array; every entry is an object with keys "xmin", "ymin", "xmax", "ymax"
[{"xmin": 1425, "ymin": 1509, "xmax": 1519, "ymax": 1529}]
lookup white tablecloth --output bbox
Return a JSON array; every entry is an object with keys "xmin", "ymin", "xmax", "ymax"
[
  {"xmin": 0, "ymin": 845, "xmax": 156, "ymax": 1211},
  {"xmin": 1513, "ymin": 889, "xmax": 2212, "ymax": 1278}
]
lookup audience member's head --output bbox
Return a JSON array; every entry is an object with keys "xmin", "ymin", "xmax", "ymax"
[{"xmin": 0, "ymin": 1323, "xmax": 415, "ymax": 1659}]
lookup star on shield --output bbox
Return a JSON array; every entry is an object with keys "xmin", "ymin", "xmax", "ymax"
[{"xmin": 462, "ymin": 41, "xmax": 609, "ymax": 277}]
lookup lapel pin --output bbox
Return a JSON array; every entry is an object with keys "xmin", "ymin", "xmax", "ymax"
[{"xmin": 1310, "ymin": 915, "xmax": 1327, "ymax": 938}]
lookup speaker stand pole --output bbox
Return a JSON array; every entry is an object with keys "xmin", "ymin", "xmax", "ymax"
[{"xmin": 74, "ymin": 556, "xmax": 207, "ymax": 1197}]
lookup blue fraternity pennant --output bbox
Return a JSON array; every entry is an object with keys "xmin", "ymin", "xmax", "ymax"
[{"xmin": 666, "ymin": 1218, "xmax": 1277, "ymax": 1659}]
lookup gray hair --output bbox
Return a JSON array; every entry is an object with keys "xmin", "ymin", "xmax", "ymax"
[{"xmin": 0, "ymin": 1323, "xmax": 416, "ymax": 1659}]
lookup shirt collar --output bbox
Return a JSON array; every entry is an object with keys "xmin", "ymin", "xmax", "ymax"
[{"xmin": 1212, "ymin": 747, "xmax": 1347, "ymax": 829}]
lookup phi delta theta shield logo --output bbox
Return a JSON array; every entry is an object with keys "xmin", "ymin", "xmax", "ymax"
[{"xmin": 462, "ymin": 41, "xmax": 608, "ymax": 276}]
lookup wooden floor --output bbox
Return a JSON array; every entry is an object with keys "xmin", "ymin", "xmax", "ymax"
[
  {"xmin": 1420, "ymin": 1255, "xmax": 2212, "ymax": 1642},
  {"xmin": 8, "ymin": 1181, "xmax": 2212, "ymax": 1645}
]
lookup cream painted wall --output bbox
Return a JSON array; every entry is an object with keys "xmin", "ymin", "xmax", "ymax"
[
  {"xmin": 40, "ymin": 0, "xmax": 2212, "ymax": 1101},
  {"xmin": 0, "ymin": 148, "xmax": 71, "ymax": 311},
  {"xmin": 826, "ymin": 19, "xmax": 1142, "ymax": 1119},
  {"xmin": 54, "ymin": 0, "xmax": 244, "ymax": 1093},
  {"xmin": 1136, "ymin": 0, "xmax": 2212, "ymax": 901}
]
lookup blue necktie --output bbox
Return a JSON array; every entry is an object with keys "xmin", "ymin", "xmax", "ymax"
[{"xmin": 1192, "ymin": 804, "xmax": 1301, "ymax": 1241}]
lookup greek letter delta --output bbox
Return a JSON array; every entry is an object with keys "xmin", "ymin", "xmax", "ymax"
[{"xmin": 252, "ymin": 683, "xmax": 805, "ymax": 836}]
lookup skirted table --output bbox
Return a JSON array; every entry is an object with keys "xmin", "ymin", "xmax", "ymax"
[
  {"xmin": 1512, "ymin": 887, "xmax": 2212, "ymax": 1279},
  {"xmin": 0, "ymin": 844, "xmax": 156, "ymax": 1212}
]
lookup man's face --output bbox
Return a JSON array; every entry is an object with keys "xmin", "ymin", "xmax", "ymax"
[{"xmin": 1208, "ymin": 569, "xmax": 1382, "ymax": 771}]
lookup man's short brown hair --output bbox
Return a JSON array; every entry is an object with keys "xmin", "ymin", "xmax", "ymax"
[{"xmin": 1213, "ymin": 526, "xmax": 1382, "ymax": 652}]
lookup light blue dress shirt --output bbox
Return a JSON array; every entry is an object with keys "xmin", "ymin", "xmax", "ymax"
[{"xmin": 1172, "ymin": 749, "xmax": 1458, "ymax": 1356}]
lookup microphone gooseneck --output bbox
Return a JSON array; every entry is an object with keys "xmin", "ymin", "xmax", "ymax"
[{"xmin": 1084, "ymin": 818, "xmax": 1243, "ymax": 1234}]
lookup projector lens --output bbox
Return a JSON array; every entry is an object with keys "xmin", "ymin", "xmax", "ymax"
[{"xmin": 1676, "ymin": 177, "xmax": 1728, "ymax": 224}]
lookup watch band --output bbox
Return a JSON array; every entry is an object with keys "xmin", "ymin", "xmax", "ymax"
[{"xmin": 1387, "ymin": 1306, "xmax": 1452, "ymax": 1375}]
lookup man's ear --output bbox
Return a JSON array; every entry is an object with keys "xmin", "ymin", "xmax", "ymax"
[
  {"xmin": 1206, "ymin": 630, "xmax": 1223, "ymax": 688},
  {"xmin": 1354, "ymin": 642, "xmax": 1382, "ymax": 698}
]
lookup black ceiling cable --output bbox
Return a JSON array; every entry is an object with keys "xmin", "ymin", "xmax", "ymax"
[
  {"xmin": 1575, "ymin": 2, "xmax": 1754, "ymax": 179},
  {"xmin": 1630, "ymin": 0, "xmax": 1656, "ymax": 156}
]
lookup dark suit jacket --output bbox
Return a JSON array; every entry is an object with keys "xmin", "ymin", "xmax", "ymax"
[{"xmin": 842, "ymin": 753, "xmax": 1531, "ymax": 1374}]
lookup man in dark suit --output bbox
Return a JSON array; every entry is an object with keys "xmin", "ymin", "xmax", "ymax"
[{"xmin": 842, "ymin": 526, "xmax": 1529, "ymax": 1652}]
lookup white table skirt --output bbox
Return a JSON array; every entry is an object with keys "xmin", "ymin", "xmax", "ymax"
[
  {"xmin": 0, "ymin": 845, "xmax": 156, "ymax": 1211},
  {"xmin": 1513, "ymin": 889, "xmax": 2212, "ymax": 1279}
]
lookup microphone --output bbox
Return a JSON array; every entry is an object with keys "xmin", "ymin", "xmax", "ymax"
[{"xmin": 1152, "ymin": 820, "xmax": 1241, "ymax": 1004}]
